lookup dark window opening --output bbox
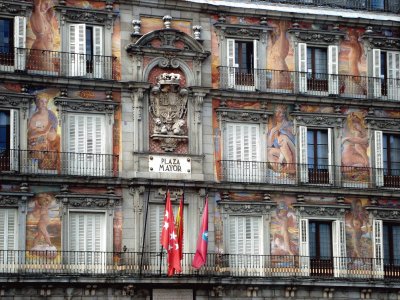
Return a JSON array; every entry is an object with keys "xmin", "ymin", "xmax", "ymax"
[
  {"xmin": 380, "ymin": 51, "xmax": 388, "ymax": 96},
  {"xmin": 383, "ymin": 223, "xmax": 400, "ymax": 277},
  {"xmin": 86, "ymin": 26, "xmax": 94, "ymax": 74},
  {"xmin": 309, "ymin": 221, "xmax": 333, "ymax": 276},
  {"xmin": 0, "ymin": 18, "xmax": 14, "ymax": 65},
  {"xmin": 235, "ymin": 41, "xmax": 254, "ymax": 86},
  {"xmin": 0, "ymin": 110, "xmax": 11, "ymax": 171},
  {"xmin": 383, "ymin": 133, "xmax": 400, "ymax": 187},
  {"xmin": 307, "ymin": 129, "xmax": 329, "ymax": 184},
  {"xmin": 307, "ymin": 47, "xmax": 328, "ymax": 91}
]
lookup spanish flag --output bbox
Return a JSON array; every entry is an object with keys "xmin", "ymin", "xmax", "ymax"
[{"xmin": 175, "ymin": 194, "xmax": 184, "ymax": 261}]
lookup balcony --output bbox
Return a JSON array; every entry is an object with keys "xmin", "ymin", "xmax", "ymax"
[
  {"xmin": 218, "ymin": 67, "xmax": 400, "ymax": 101},
  {"xmin": 0, "ymin": 251, "xmax": 398, "ymax": 281},
  {"xmin": 0, "ymin": 149, "xmax": 118, "ymax": 177},
  {"xmin": 252, "ymin": 0, "xmax": 399, "ymax": 13},
  {"xmin": 0, "ymin": 47, "xmax": 117, "ymax": 80},
  {"xmin": 218, "ymin": 160, "xmax": 400, "ymax": 189}
]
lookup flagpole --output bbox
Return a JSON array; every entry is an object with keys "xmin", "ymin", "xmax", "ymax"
[
  {"xmin": 139, "ymin": 181, "xmax": 151, "ymax": 277},
  {"xmin": 159, "ymin": 185, "xmax": 168, "ymax": 276}
]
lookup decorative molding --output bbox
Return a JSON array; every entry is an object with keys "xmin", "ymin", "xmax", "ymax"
[
  {"xmin": 366, "ymin": 207, "xmax": 400, "ymax": 221},
  {"xmin": 0, "ymin": 195, "xmax": 18, "ymax": 206},
  {"xmin": 292, "ymin": 112, "xmax": 346, "ymax": 128},
  {"xmin": 294, "ymin": 204, "xmax": 351, "ymax": 217},
  {"xmin": 216, "ymin": 108, "xmax": 271, "ymax": 124},
  {"xmin": 362, "ymin": 34, "xmax": 400, "ymax": 50},
  {"xmin": 366, "ymin": 117, "xmax": 400, "ymax": 131},
  {"xmin": 288, "ymin": 28, "xmax": 345, "ymax": 44},
  {"xmin": 0, "ymin": 1, "xmax": 32, "ymax": 16},
  {"xmin": 0, "ymin": 92, "xmax": 33, "ymax": 119},
  {"xmin": 214, "ymin": 23, "xmax": 272, "ymax": 43},
  {"xmin": 57, "ymin": 194, "xmax": 121, "ymax": 209},
  {"xmin": 56, "ymin": 6, "xmax": 117, "ymax": 29},
  {"xmin": 0, "ymin": 192, "xmax": 34, "ymax": 207},
  {"xmin": 220, "ymin": 201, "xmax": 276, "ymax": 214}
]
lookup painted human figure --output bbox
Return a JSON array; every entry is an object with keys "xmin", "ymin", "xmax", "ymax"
[{"xmin": 33, "ymin": 194, "xmax": 53, "ymax": 247}]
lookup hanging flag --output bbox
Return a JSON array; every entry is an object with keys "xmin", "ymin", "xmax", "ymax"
[
  {"xmin": 175, "ymin": 193, "xmax": 184, "ymax": 261},
  {"xmin": 192, "ymin": 196, "xmax": 208, "ymax": 269},
  {"xmin": 160, "ymin": 190, "xmax": 182, "ymax": 276}
]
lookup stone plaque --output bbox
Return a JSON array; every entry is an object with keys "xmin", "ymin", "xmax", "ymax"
[{"xmin": 149, "ymin": 155, "xmax": 191, "ymax": 173}]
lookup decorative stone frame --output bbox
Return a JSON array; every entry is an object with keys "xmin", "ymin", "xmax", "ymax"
[
  {"xmin": 54, "ymin": 97, "xmax": 118, "ymax": 157},
  {"xmin": 366, "ymin": 206, "xmax": 400, "ymax": 221},
  {"xmin": 293, "ymin": 203, "xmax": 351, "ymax": 219},
  {"xmin": 288, "ymin": 27, "xmax": 346, "ymax": 46},
  {"xmin": 218, "ymin": 199, "xmax": 276, "ymax": 256},
  {"xmin": 56, "ymin": 5, "xmax": 118, "ymax": 58},
  {"xmin": 0, "ymin": 0, "xmax": 33, "ymax": 17},
  {"xmin": 0, "ymin": 191, "xmax": 34, "ymax": 251},
  {"xmin": 57, "ymin": 193, "xmax": 120, "ymax": 252},
  {"xmin": 361, "ymin": 34, "xmax": 400, "ymax": 51}
]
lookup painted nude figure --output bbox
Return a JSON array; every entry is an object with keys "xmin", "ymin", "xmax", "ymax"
[{"xmin": 33, "ymin": 194, "xmax": 53, "ymax": 246}]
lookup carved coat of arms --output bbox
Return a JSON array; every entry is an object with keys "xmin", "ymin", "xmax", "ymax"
[{"xmin": 149, "ymin": 73, "xmax": 188, "ymax": 152}]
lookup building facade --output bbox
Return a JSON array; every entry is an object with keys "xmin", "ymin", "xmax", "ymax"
[{"xmin": 0, "ymin": 0, "xmax": 399, "ymax": 298}]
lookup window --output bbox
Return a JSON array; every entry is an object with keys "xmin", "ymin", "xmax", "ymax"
[
  {"xmin": 299, "ymin": 218, "xmax": 345, "ymax": 277},
  {"xmin": 66, "ymin": 114, "xmax": 106, "ymax": 176},
  {"xmin": 299, "ymin": 126, "xmax": 333, "ymax": 184},
  {"xmin": 297, "ymin": 43, "xmax": 338, "ymax": 94},
  {"xmin": 0, "ymin": 16, "xmax": 25, "ymax": 70},
  {"xmin": 68, "ymin": 212, "xmax": 106, "ymax": 272},
  {"xmin": 223, "ymin": 123, "xmax": 260, "ymax": 182},
  {"xmin": 372, "ymin": 49, "xmax": 400, "ymax": 100},
  {"xmin": 226, "ymin": 39, "xmax": 258, "ymax": 89},
  {"xmin": 68, "ymin": 24, "xmax": 103, "ymax": 78},
  {"xmin": 0, "ymin": 109, "xmax": 18, "ymax": 172},
  {"xmin": 0, "ymin": 209, "xmax": 17, "ymax": 265}
]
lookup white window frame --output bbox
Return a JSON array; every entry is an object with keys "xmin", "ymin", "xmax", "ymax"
[
  {"xmin": 0, "ymin": 16, "xmax": 26, "ymax": 72},
  {"xmin": 0, "ymin": 108, "xmax": 19, "ymax": 171},
  {"xmin": 0, "ymin": 208, "xmax": 18, "ymax": 272}
]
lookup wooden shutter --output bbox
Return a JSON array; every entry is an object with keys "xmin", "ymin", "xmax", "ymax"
[
  {"xmin": 328, "ymin": 45, "xmax": 339, "ymax": 95},
  {"xmin": 298, "ymin": 43, "xmax": 308, "ymax": 93},
  {"xmin": 93, "ymin": 26, "xmax": 104, "ymax": 79},
  {"xmin": 226, "ymin": 38, "xmax": 236, "ymax": 88},
  {"xmin": 14, "ymin": 16, "xmax": 26, "ymax": 70},
  {"xmin": 387, "ymin": 51, "xmax": 400, "ymax": 101},
  {"xmin": 149, "ymin": 205, "xmax": 164, "ymax": 252},
  {"xmin": 253, "ymin": 40, "xmax": 259, "ymax": 89},
  {"xmin": 9, "ymin": 109, "xmax": 19, "ymax": 171},
  {"xmin": 373, "ymin": 219, "xmax": 384, "ymax": 278},
  {"xmin": 69, "ymin": 24, "xmax": 86, "ymax": 76},
  {"xmin": 372, "ymin": 49, "xmax": 382, "ymax": 98},
  {"xmin": 374, "ymin": 130, "xmax": 384, "ymax": 187},
  {"xmin": 299, "ymin": 218, "xmax": 310, "ymax": 276},
  {"xmin": 299, "ymin": 126, "xmax": 308, "ymax": 183},
  {"xmin": 332, "ymin": 220, "xmax": 346, "ymax": 277},
  {"xmin": 327, "ymin": 128, "xmax": 334, "ymax": 184},
  {"xmin": 0, "ymin": 209, "xmax": 17, "ymax": 251}
]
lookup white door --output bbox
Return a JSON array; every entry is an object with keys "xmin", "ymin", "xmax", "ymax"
[
  {"xmin": 373, "ymin": 219, "xmax": 384, "ymax": 278},
  {"xmin": 387, "ymin": 51, "xmax": 400, "ymax": 101},
  {"xmin": 14, "ymin": 16, "xmax": 26, "ymax": 71},
  {"xmin": 67, "ymin": 114, "xmax": 106, "ymax": 176},
  {"xmin": 226, "ymin": 38, "xmax": 236, "ymax": 88},
  {"xmin": 69, "ymin": 212, "xmax": 106, "ymax": 273},
  {"xmin": 299, "ymin": 218, "xmax": 310, "ymax": 276},
  {"xmin": 69, "ymin": 24, "xmax": 86, "ymax": 77},
  {"xmin": 372, "ymin": 49, "xmax": 382, "ymax": 98},
  {"xmin": 298, "ymin": 43, "xmax": 308, "ymax": 93},
  {"xmin": 374, "ymin": 130, "xmax": 384, "ymax": 187},
  {"xmin": 332, "ymin": 220, "xmax": 346, "ymax": 277},
  {"xmin": 328, "ymin": 45, "xmax": 339, "ymax": 95},
  {"xmin": 0, "ymin": 208, "xmax": 17, "ymax": 272},
  {"xmin": 225, "ymin": 123, "xmax": 260, "ymax": 182},
  {"xmin": 92, "ymin": 26, "xmax": 104, "ymax": 79}
]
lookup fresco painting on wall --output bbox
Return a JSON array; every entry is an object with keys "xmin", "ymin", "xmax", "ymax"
[
  {"xmin": 28, "ymin": 88, "xmax": 60, "ymax": 172},
  {"xmin": 341, "ymin": 111, "xmax": 370, "ymax": 186},
  {"xmin": 26, "ymin": 193, "xmax": 61, "ymax": 261},
  {"xmin": 267, "ymin": 105, "xmax": 296, "ymax": 182},
  {"xmin": 270, "ymin": 195, "xmax": 298, "ymax": 267},
  {"xmin": 345, "ymin": 198, "xmax": 372, "ymax": 270}
]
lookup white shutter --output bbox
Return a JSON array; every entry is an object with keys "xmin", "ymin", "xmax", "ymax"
[
  {"xmin": 253, "ymin": 40, "xmax": 259, "ymax": 89},
  {"xmin": 226, "ymin": 38, "xmax": 236, "ymax": 88},
  {"xmin": 14, "ymin": 16, "xmax": 26, "ymax": 70},
  {"xmin": 299, "ymin": 218, "xmax": 310, "ymax": 276},
  {"xmin": 149, "ymin": 205, "xmax": 164, "ymax": 252},
  {"xmin": 374, "ymin": 130, "xmax": 384, "ymax": 187},
  {"xmin": 373, "ymin": 219, "xmax": 384, "ymax": 278},
  {"xmin": 387, "ymin": 51, "xmax": 400, "ymax": 101},
  {"xmin": 372, "ymin": 49, "xmax": 382, "ymax": 98},
  {"xmin": 93, "ymin": 26, "xmax": 104, "ymax": 79},
  {"xmin": 0, "ymin": 209, "xmax": 17, "ymax": 269},
  {"xmin": 327, "ymin": 128, "xmax": 334, "ymax": 184},
  {"xmin": 9, "ymin": 109, "xmax": 19, "ymax": 171},
  {"xmin": 328, "ymin": 45, "xmax": 339, "ymax": 95},
  {"xmin": 298, "ymin": 43, "xmax": 308, "ymax": 93},
  {"xmin": 69, "ymin": 24, "xmax": 86, "ymax": 76},
  {"xmin": 332, "ymin": 220, "xmax": 346, "ymax": 277},
  {"xmin": 299, "ymin": 126, "xmax": 308, "ymax": 183}
]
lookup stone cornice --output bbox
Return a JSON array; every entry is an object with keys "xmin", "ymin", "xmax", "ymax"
[
  {"xmin": 54, "ymin": 97, "xmax": 118, "ymax": 113},
  {"xmin": 216, "ymin": 108, "xmax": 272, "ymax": 123},
  {"xmin": 219, "ymin": 201, "xmax": 276, "ymax": 214},
  {"xmin": 56, "ymin": 193, "xmax": 121, "ymax": 209},
  {"xmin": 366, "ymin": 206, "xmax": 400, "ymax": 221},
  {"xmin": 56, "ymin": 5, "xmax": 117, "ymax": 29},
  {"xmin": 0, "ymin": 1, "xmax": 32, "ymax": 16},
  {"xmin": 293, "ymin": 203, "xmax": 351, "ymax": 217},
  {"xmin": 361, "ymin": 34, "xmax": 400, "ymax": 50},
  {"xmin": 365, "ymin": 116, "xmax": 400, "ymax": 131},
  {"xmin": 0, "ymin": 91, "xmax": 34, "ymax": 119},
  {"xmin": 288, "ymin": 28, "xmax": 346, "ymax": 44},
  {"xmin": 214, "ymin": 23, "xmax": 272, "ymax": 42},
  {"xmin": 291, "ymin": 112, "xmax": 346, "ymax": 128}
]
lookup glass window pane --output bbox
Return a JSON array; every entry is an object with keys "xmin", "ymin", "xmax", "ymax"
[
  {"xmin": 309, "ymin": 222, "xmax": 317, "ymax": 258},
  {"xmin": 393, "ymin": 225, "xmax": 400, "ymax": 262},
  {"xmin": 319, "ymin": 223, "xmax": 332, "ymax": 257}
]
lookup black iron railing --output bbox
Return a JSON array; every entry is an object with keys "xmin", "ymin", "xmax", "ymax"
[
  {"xmin": 252, "ymin": 0, "xmax": 399, "ymax": 13},
  {"xmin": 218, "ymin": 160, "xmax": 400, "ymax": 189},
  {"xmin": 0, "ymin": 149, "xmax": 118, "ymax": 177},
  {"xmin": 0, "ymin": 251, "xmax": 398, "ymax": 280},
  {"xmin": 218, "ymin": 67, "xmax": 400, "ymax": 101},
  {"xmin": 0, "ymin": 47, "xmax": 117, "ymax": 80}
]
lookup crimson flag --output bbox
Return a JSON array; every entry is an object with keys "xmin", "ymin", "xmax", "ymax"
[
  {"xmin": 175, "ymin": 194, "xmax": 184, "ymax": 261},
  {"xmin": 192, "ymin": 196, "xmax": 208, "ymax": 269},
  {"xmin": 160, "ymin": 190, "xmax": 182, "ymax": 276}
]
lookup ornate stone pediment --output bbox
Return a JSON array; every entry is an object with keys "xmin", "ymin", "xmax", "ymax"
[
  {"xmin": 216, "ymin": 108, "xmax": 271, "ymax": 123},
  {"xmin": 214, "ymin": 23, "xmax": 272, "ymax": 43},
  {"xmin": 0, "ymin": 92, "xmax": 33, "ymax": 119},
  {"xmin": 366, "ymin": 207, "xmax": 400, "ymax": 221},
  {"xmin": 366, "ymin": 117, "xmax": 400, "ymax": 131},
  {"xmin": 0, "ymin": 195, "xmax": 18, "ymax": 206},
  {"xmin": 362, "ymin": 34, "xmax": 400, "ymax": 50},
  {"xmin": 0, "ymin": 1, "xmax": 32, "ymax": 16},
  {"xmin": 220, "ymin": 201, "xmax": 276, "ymax": 214},
  {"xmin": 57, "ymin": 194, "xmax": 120, "ymax": 209},
  {"xmin": 292, "ymin": 112, "xmax": 346, "ymax": 128},
  {"xmin": 126, "ymin": 29, "xmax": 210, "ymax": 61},
  {"xmin": 293, "ymin": 204, "xmax": 350, "ymax": 218},
  {"xmin": 288, "ymin": 28, "xmax": 345, "ymax": 44},
  {"xmin": 56, "ymin": 6, "xmax": 117, "ymax": 29}
]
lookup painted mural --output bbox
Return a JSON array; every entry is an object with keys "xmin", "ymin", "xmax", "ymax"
[
  {"xmin": 26, "ymin": 192, "xmax": 61, "ymax": 260},
  {"xmin": 140, "ymin": 17, "xmax": 192, "ymax": 36}
]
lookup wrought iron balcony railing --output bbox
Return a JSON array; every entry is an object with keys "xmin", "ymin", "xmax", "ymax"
[
  {"xmin": 0, "ymin": 149, "xmax": 118, "ymax": 177},
  {"xmin": 218, "ymin": 160, "xmax": 400, "ymax": 189},
  {"xmin": 0, "ymin": 251, "xmax": 398, "ymax": 280},
  {"xmin": 252, "ymin": 0, "xmax": 399, "ymax": 13},
  {"xmin": 218, "ymin": 67, "xmax": 400, "ymax": 101},
  {"xmin": 0, "ymin": 47, "xmax": 117, "ymax": 80}
]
